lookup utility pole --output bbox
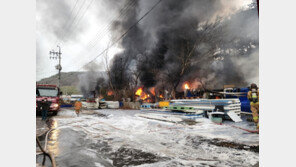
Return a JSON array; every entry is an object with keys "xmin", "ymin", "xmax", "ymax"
[{"xmin": 49, "ymin": 45, "xmax": 62, "ymax": 87}]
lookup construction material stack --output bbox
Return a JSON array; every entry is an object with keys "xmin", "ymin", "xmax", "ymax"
[{"xmin": 168, "ymin": 99, "xmax": 242, "ymax": 122}]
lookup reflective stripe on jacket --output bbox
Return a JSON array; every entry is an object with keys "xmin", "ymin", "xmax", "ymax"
[{"xmin": 247, "ymin": 90, "xmax": 259, "ymax": 104}]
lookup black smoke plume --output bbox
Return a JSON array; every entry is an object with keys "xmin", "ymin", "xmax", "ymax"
[{"xmin": 109, "ymin": 0, "xmax": 258, "ymax": 96}]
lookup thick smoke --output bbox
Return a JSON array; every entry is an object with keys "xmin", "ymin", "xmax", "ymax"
[
  {"xmin": 109, "ymin": 0, "xmax": 258, "ymax": 93},
  {"xmin": 78, "ymin": 62, "xmax": 107, "ymax": 97}
]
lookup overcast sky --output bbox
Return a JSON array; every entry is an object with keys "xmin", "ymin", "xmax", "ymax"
[
  {"xmin": 36, "ymin": 0, "xmax": 252, "ymax": 81},
  {"xmin": 36, "ymin": 0, "xmax": 125, "ymax": 81}
]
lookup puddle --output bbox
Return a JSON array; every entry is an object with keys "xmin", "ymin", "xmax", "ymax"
[
  {"xmin": 89, "ymin": 140, "xmax": 169, "ymax": 167},
  {"xmin": 209, "ymin": 138, "xmax": 259, "ymax": 153},
  {"xmin": 110, "ymin": 147, "xmax": 169, "ymax": 167},
  {"xmin": 187, "ymin": 135, "xmax": 259, "ymax": 153},
  {"xmin": 181, "ymin": 118, "xmax": 198, "ymax": 125}
]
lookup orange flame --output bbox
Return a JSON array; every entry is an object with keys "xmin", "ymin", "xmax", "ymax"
[
  {"xmin": 135, "ymin": 88, "xmax": 143, "ymax": 96},
  {"xmin": 159, "ymin": 94, "xmax": 164, "ymax": 98},
  {"xmin": 135, "ymin": 87, "xmax": 150, "ymax": 100},
  {"xmin": 184, "ymin": 83, "xmax": 190, "ymax": 90},
  {"xmin": 149, "ymin": 87, "xmax": 155, "ymax": 96},
  {"xmin": 141, "ymin": 92, "xmax": 149, "ymax": 100},
  {"xmin": 107, "ymin": 90, "xmax": 114, "ymax": 96},
  {"xmin": 143, "ymin": 94, "xmax": 148, "ymax": 99},
  {"xmin": 140, "ymin": 92, "xmax": 149, "ymax": 100}
]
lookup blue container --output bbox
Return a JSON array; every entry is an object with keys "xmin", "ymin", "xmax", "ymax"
[
  {"xmin": 60, "ymin": 104, "xmax": 73, "ymax": 108},
  {"xmin": 225, "ymin": 87, "xmax": 251, "ymax": 113},
  {"xmin": 119, "ymin": 101, "xmax": 123, "ymax": 107}
]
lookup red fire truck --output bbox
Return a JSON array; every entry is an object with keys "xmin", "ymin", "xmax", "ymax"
[{"xmin": 36, "ymin": 84, "xmax": 62, "ymax": 115}]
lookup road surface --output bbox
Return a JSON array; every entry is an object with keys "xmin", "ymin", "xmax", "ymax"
[{"xmin": 36, "ymin": 108, "xmax": 259, "ymax": 167}]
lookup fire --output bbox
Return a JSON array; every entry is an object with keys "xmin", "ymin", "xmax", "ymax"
[
  {"xmin": 140, "ymin": 92, "xmax": 149, "ymax": 100},
  {"xmin": 184, "ymin": 82, "xmax": 190, "ymax": 90},
  {"xmin": 159, "ymin": 94, "xmax": 164, "ymax": 98},
  {"xmin": 143, "ymin": 94, "xmax": 148, "ymax": 99},
  {"xmin": 135, "ymin": 87, "xmax": 143, "ymax": 96},
  {"xmin": 107, "ymin": 90, "xmax": 114, "ymax": 96},
  {"xmin": 135, "ymin": 87, "xmax": 150, "ymax": 100},
  {"xmin": 149, "ymin": 87, "xmax": 155, "ymax": 96}
]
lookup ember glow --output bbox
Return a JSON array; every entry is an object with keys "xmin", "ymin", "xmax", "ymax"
[
  {"xmin": 107, "ymin": 90, "xmax": 114, "ymax": 96},
  {"xmin": 141, "ymin": 92, "xmax": 149, "ymax": 101},
  {"xmin": 149, "ymin": 87, "xmax": 155, "ymax": 96},
  {"xmin": 184, "ymin": 83, "xmax": 190, "ymax": 90}
]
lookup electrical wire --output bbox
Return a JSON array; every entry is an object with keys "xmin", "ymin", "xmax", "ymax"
[
  {"xmin": 86, "ymin": 0, "xmax": 137, "ymax": 49},
  {"xmin": 63, "ymin": 0, "xmax": 138, "ymax": 69},
  {"xmin": 50, "ymin": 0, "xmax": 83, "ymax": 49},
  {"xmin": 59, "ymin": 0, "xmax": 88, "ymax": 42},
  {"xmin": 46, "ymin": 0, "xmax": 86, "ymax": 79},
  {"xmin": 77, "ymin": 0, "xmax": 163, "ymax": 71},
  {"xmin": 61, "ymin": 0, "xmax": 80, "ymax": 34},
  {"xmin": 62, "ymin": 0, "xmax": 95, "ymax": 41}
]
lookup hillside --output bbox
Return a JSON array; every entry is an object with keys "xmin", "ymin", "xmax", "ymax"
[
  {"xmin": 37, "ymin": 71, "xmax": 108, "ymax": 95},
  {"xmin": 37, "ymin": 72, "xmax": 84, "ymax": 87}
]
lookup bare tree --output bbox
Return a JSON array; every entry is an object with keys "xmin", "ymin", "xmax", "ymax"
[
  {"xmin": 162, "ymin": 20, "xmax": 224, "ymax": 98},
  {"xmin": 103, "ymin": 44, "xmax": 116, "ymax": 97}
]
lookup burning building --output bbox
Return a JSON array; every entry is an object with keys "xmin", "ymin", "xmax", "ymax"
[{"xmin": 106, "ymin": 0, "xmax": 258, "ymax": 100}]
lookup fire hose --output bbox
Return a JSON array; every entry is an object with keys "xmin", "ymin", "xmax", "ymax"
[
  {"xmin": 36, "ymin": 125, "xmax": 70, "ymax": 167},
  {"xmin": 40, "ymin": 126, "xmax": 72, "ymax": 153},
  {"xmin": 36, "ymin": 136, "xmax": 56, "ymax": 167},
  {"xmin": 230, "ymin": 125, "xmax": 259, "ymax": 134},
  {"xmin": 215, "ymin": 122, "xmax": 259, "ymax": 134},
  {"xmin": 37, "ymin": 123, "xmax": 100, "ymax": 163}
]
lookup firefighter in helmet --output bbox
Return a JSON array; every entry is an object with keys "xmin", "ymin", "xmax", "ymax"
[{"xmin": 247, "ymin": 83, "xmax": 259, "ymax": 130}]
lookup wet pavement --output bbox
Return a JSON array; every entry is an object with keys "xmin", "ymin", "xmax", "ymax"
[
  {"xmin": 36, "ymin": 108, "xmax": 259, "ymax": 167},
  {"xmin": 36, "ymin": 118, "xmax": 49, "ymax": 136}
]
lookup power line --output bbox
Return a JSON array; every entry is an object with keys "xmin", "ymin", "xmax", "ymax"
[
  {"xmin": 59, "ymin": 0, "xmax": 88, "ymax": 42},
  {"xmin": 78, "ymin": 0, "xmax": 163, "ymax": 71},
  {"xmin": 46, "ymin": 0, "xmax": 86, "ymax": 83},
  {"xmin": 49, "ymin": 0, "xmax": 80, "ymax": 49},
  {"xmin": 64, "ymin": 0, "xmax": 138, "ymax": 68},
  {"xmin": 62, "ymin": 0, "xmax": 79, "ymax": 33},
  {"xmin": 48, "ymin": 0, "xmax": 94, "ymax": 77},
  {"xmin": 86, "ymin": 0, "xmax": 137, "ymax": 49},
  {"xmin": 62, "ymin": 0, "xmax": 95, "ymax": 41},
  {"xmin": 87, "ymin": 2, "xmax": 137, "ymax": 49}
]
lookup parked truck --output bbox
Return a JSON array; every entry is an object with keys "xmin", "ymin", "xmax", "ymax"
[{"xmin": 36, "ymin": 84, "xmax": 62, "ymax": 115}]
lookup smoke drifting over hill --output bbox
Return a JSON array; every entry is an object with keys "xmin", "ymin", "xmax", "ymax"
[{"xmin": 78, "ymin": 62, "xmax": 107, "ymax": 97}]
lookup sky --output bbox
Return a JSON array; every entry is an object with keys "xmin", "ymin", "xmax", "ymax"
[
  {"xmin": 36, "ymin": 0, "xmax": 253, "ymax": 81},
  {"xmin": 36, "ymin": 0, "xmax": 124, "ymax": 81}
]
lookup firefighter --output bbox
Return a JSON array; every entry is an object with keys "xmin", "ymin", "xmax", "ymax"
[
  {"xmin": 74, "ymin": 98, "xmax": 82, "ymax": 117},
  {"xmin": 247, "ymin": 83, "xmax": 259, "ymax": 129},
  {"xmin": 41, "ymin": 98, "xmax": 51, "ymax": 121}
]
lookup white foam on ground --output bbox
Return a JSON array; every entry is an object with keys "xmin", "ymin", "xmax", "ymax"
[
  {"xmin": 57, "ymin": 109, "xmax": 77, "ymax": 117},
  {"xmin": 53, "ymin": 109, "xmax": 259, "ymax": 166}
]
